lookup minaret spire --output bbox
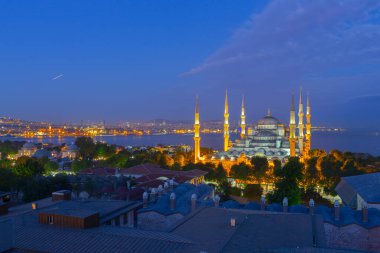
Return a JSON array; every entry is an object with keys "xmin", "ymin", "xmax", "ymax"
[
  {"xmin": 289, "ymin": 94, "xmax": 297, "ymax": 157},
  {"xmin": 224, "ymin": 90, "xmax": 230, "ymax": 152},
  {"xmin": 304, "ymin": 92, "xmax": 312, "ymax": 158},
  {"xmin": 298, "ymin": 87, "xmax": 304, "ymax": 156},
  {"xmin": 240, "ymin": 95, "xmax": 246, "ymax": 139},
  {"xmin": 194, "ymin": 96, "xmax": 201, "ymax": 163}
]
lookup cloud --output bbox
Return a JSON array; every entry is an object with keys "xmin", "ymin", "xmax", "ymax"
[
  {"xmin": 182, "ymin": 0, "xmax": 380, "ymax": 79},
  {"xmin": 52, "ymin": 74, "xmax": 64, "ymax": 80}
]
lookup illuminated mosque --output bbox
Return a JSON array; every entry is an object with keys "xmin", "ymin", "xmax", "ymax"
[{"xmin": 193, "ymin": 90, "xmax": 312, "ymax": 170}]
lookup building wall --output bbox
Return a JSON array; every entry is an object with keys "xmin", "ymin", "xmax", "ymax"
[
  {"xmin": 368, "ymin": 203, "xmax": 380, "ymax": 210},
  {"xmin": 52, "ymin": 192, "xmax": 71, "ymax": 202},
  {"xmin": 0, "ymin": 204, "xmax": 8, "ymax": 215},
  {"xmin": 39, "ymin": 212, "xmax": 99, "ymax": 229},
  {"xmin": 324, "ymin": 223, "xmax": 380, "ymax": 252}
]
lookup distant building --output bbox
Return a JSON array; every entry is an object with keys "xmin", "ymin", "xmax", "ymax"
[
  {"xmin": 119, "ymin": 163, "xmax": 207, "ymax": 187},
  {"xmin": 335, "ymin": 172, "xmax": 380, "ymax": 210},
  {"xmin": 38, "ymin": 199, "xmax": 141, "ymax": 229},
  {"xmin": 32, "ymin": 149, "xmax": 52, "ymax": 159},
  {"xmin": 61, "ymin": 143, "xmax": 79, "ymax": 159},
  {"xmin": 79, "ymin": 163, "xmax": 207, "ymax": 189},
  {"xmin": 18, "ymin": 142, "xmax": 37, "ymax": 157}
]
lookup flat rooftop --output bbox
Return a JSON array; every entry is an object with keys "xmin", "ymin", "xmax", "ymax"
[{"xmin": 171, "ymin": 207, "xmax": 321, "ymax": 253}]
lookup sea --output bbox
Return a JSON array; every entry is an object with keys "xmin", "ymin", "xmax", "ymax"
[{"xmin": 0, "ymin": 130, "xmax": 379, "ymax": 156}]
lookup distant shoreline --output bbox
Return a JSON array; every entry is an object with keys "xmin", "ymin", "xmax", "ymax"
[{"xmin": 0, "ymin": 131, "xmax": 379, "ymax": 156}]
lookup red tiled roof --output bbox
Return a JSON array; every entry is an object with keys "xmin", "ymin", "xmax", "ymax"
[
  {"xmin": 79, "ymin": 167, "xmax": 117, "ymax": 176},
  {"xmin": 80, "ymin": 164, "xmax": 207, "ymax": 190},
  {"xmin": 137, "ymin": 179, "xmax": 166, "ymax": 189},
  {"xmin": 120, "ymin": 163, "xmax": 164, "ymax": 175}
]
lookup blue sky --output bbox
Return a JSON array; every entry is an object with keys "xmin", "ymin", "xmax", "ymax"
[{"xmin": 0, "ymin": 0, "xmax": 379, "ymax": 129}]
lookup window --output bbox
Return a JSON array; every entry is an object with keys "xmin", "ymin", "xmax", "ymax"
[{"xmin": 48, "ymin": 215, "xmax": 54, "ymax": 224}]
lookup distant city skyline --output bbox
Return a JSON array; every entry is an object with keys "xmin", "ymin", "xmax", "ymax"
[{"xmin": 1, "ymin": 1, "xmax": 380, "ymax": 129}]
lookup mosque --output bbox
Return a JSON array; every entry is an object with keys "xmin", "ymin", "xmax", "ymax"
[{"xmin": 193, "ymin": 90, "xmax": 312, "ymax": 170}]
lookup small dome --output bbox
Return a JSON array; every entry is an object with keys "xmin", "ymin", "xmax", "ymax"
[
  {"xmin": 66, "ymin": 144, "xmax": 78, "ymax": 152},
  {"xmin": 22, "ymin": 142, "xmax": 36, "ymax": 150},
  {"xmin": 33, "ymin": 149, "xmax": 51, "ymax": 159}
]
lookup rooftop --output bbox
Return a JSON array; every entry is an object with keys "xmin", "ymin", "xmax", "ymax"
[
  {"xmin": 171, "ymin": 207, "xmax": 320, "ymax": 253},
  {"xmin": 338, "ymin": 172, "xmax": 380, "ymax": 203}
]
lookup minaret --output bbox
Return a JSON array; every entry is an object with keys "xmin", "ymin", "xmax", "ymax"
[
  {"xmin": 298, "ymin": 88, "xmax": 304, "ymax": 156},
  {"xmin": 304, "ymin": 93, "xmax": 312, "ymax": 158},
  {"xmin": 240, "ymin": 96, "xmax": 246, "ymax": 139},
  {"xmin": 194, "ymin": 96, "xmax": 201, "ymax": 163},
  {"xmin": 289, "ymin": 94, "xmax": 297, "ymax": 157},
  {"xmin": 224, "ymin": 90, "xmax": 230, "ymax": 152}
]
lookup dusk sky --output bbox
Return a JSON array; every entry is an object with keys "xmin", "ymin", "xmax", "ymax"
[{"xmin": 1, "ymin": 0, "xmax": 380, "ymax": 129}]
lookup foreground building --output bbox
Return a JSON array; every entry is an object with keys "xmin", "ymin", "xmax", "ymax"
[
  {"xmin": 194, "ymin": 90, "xmax": 312, "ymax": 171},
  {"xmin": 335, "ymin": 172, "xmax": 380, "ymax": 210},
  {"xmin": 1, "ymin": 186, "xmax": 380, "ymax": 252}
]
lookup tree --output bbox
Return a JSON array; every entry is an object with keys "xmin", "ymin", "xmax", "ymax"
[
  {"xmin": 303, "ymin": 157, "xmax": 320, "ymax": 189},
  {"xmin": 214, "ymin": 163, "xmax": 227, "ymax": 182},
  {"xmin": 106, "ymin": 153, "xmax": 128, "ymax": 168},
  {"xmin": 273, "ymin": 159, "xmax": 282, "ymax": 171},
  {"xmin": 71, "ymin": 159, "xmax": 90, "ymax": 173},
  {"xmin": 0, "ymin": 169, "xmax": 15, "ymax": 191},
  {"xmin": 75, "ymin": 137, "xmax": 96, "ymax": 160},
  {"xmin": 251, "ymin": 156, "xmax": 269, "ymax": 183},
  {"xmin": 14, "ymin": 156, "xmax": 44, "ymax": 177},
  {"xmin": 243, "ymin": 184, "xmax": 263, "ymax": 200},
  {"xmin": 83, "ymin": 179, "xmax": 97, "ymax": 197},
  {"xmin": 159, "ymin": 153, "xmax": 174, "ymax": 167},
  {"xmin": 0, "ymin": 141, "xmax": 20, "ymax": 157},
  {"xmin": 267, "ymin": 157, "xmax": 303, "ymax": 205},
  {"xmin": 216, "ymin": 180, "xmax": 231, "ymax": 201},
  {"xmin": 95, "ymin": 143, "xmax": 116, "ymax": 159},
  {"xmin": 50, "ymin": 174, "xmax": 70, "ymax": 191},
  {"xmin": 173, "ymin": 153, "xmax": 186, "ymax": 167},
  {"xmin": 230, "ymin": 163, "xmax": 253, "ymax": 181},
  {"xmin": 341, "ymin": 159, "xmax": 362, "ymax": 177},
  {"xmin": 43, "ymin": 161, "xmax": 59, "ymax": 175},
  {"xmin": 22, "ymin": 176, "xmax": 53, "ymax": 202},
  {"xmin": 318, "ymin": 154, "xmax": 343, "ymax": 194},
  {"xmin": 0, "ymin": 158, "xmax": 12, "ymax": 170}
]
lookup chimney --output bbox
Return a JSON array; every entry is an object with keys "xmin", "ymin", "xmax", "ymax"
[
  {"xmin": 230, "ymin": 218, "xmax": 236, "ymax": 227},
  {"xmin": 151, "ymin": 188, "xmax": 157, "ymax": 202},
  {"xmin": 164, "ymin": 182, "xmax": 169, "ymax": 193},
  {"xmin": 362, "ymin": 201, "xmax": 368, "ymax": 223},
  {"xmin": 143, "ymin": 192, "xmax": 148, "ymax": 208},
  {"xmin": 283, "ymin": 197, "xmax": 288, "ymax": 212},
  {"xmin": 260, "ymin": 196, "xmax": 266, "ymax": 211},
  {"xmin": 31, "ymin": 203, "xmax": 38, "ymax": 210},
  {"xmin": 191, "ymin": 194, "xmax": 197, "ymax": 212},
  {"xmin": 309, "ymin": 198, "xmax": 315, "ymax": 215},
  {"xmin": 334, "ymin": 200, "xmax": 340, "ymax": 221},
  {"xmin": 170, "ymin": 193, "xmax": 176, "ymax": 210},
  {"xmin": 214, "ymin": 195, "xmax": 220, "ymax": 208},
  {"xmin": 158, "ymin": 185, "xmax": 163, "ymax": 198},
  {"xmin": 169, "ymin": 179, "xmax": 174, "ymax": 191}
]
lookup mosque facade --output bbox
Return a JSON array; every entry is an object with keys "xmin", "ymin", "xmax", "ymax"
[{"xmin": 193, "ymin": 90, "xmax": 312, "ymax": 171}]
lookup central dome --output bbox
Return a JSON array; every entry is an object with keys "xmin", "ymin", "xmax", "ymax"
[{"xmin": 257, "ymin": 115, "xmax": 280, "ymax": 126}]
